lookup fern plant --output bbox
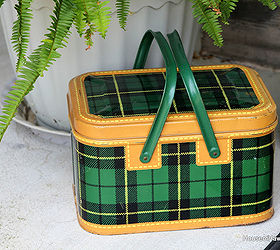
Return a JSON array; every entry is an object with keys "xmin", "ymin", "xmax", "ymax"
[{"xmin": 0, "ymin": 0, "xmax": 279, "ymax": 141}]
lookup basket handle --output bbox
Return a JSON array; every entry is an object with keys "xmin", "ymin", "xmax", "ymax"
[
  {"xmin": 167, "ymin": 30, "xmax": 220, "ymax": 158},
  {"xmin": 134, "ymin": 30, "xmax": 177, "ymax": 163}
]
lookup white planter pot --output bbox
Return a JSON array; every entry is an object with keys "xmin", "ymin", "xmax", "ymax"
[{"xmin": 0, "ymin": 0, "xmax": 200, "ymax": 131}]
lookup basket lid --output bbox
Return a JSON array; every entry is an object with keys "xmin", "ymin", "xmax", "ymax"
[{"xmin": 67, "ymin": 65, "xmax": 277, "ymax": 144}]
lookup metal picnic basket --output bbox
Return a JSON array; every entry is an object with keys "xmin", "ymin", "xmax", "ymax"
[{"xmin": 67, "ymin": 30, "xmax": 277, "ymax": 235}]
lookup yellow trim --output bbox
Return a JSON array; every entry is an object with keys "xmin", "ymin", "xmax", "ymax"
[
  {"xmin": 72, "ymin": 65, "xmax": 273, "ymax": 124},
  {"xmin": 75, "ymin": 195, "xmax": 273, "ymax": 235},
  {"xmin": 196, "ymin": 139, "xmax": 232, "ymax": 166},
  {"xmin": 126, "ymin": 143, "xmax": 161, "ymax": 170},
  {"xmin": 211, "ymin": 69, "xmax": 232, "ymax": 110},
  {"xmin": 71, "ymin": 121, "xmax": 277, "ymax": 147},
  {"xmin": 112, "ymin": 74, "xmax": 125, "ymax": 117}
]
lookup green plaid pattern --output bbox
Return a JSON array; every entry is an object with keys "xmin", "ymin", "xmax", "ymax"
[
  {"xmin": 72, "ymin": 133, "xmax": 274, "ymax": 225},
  {"xmin": 84, "ymin": 68, "xmax": 260, "ymax": 118}
]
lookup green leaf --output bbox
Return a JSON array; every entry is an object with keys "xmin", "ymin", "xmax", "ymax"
[
  {"xmin": 220, "ymin": 0, "xmax": 239, "ymax": 24},
  {"xmin": 0, "ymin": 0, "xmax": 6, "ymax": 8},
  {"xmin": 12, "ymin": 0, "xmax": 33, "ymax": 71},
  {"xmin": 257, "ymin": 0, "xmax": 277, "ymax": 9},
  {"xmin": 0, "ymin": 0, "xmax": 75, "ymax": 141},
  {"xmin": 116, "ymin": 0, "xmax": 130, "ymax": 30},
  {"xmin": 191, "ymin": 0, "xmax": 223, "ymax": 47}
]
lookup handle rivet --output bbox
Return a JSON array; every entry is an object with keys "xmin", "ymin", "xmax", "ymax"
[
  {"xmin": 143, "ymin": 157, "xmax": 148, "ymax": 161},
  {"xmin": 213, "ymin": 152, "xmax": 218, "ymax": 156}
]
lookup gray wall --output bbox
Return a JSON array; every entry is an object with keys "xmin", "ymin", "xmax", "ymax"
[{"xmin": 202, "ymin": 0, "xmax": 280, "ymax": 69}]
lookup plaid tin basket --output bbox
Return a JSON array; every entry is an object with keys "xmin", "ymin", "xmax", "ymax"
[{"xmin": 67, "ymin": 30, "xmax": 277, "ymax": 235}]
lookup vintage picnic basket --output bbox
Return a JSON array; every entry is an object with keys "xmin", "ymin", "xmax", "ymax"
[{"xmin": 67, "ymin": 30, "xmax": 277, "ymax": 235}]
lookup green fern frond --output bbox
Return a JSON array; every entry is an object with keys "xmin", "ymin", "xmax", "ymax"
[
  {"xmin": 201, "ymin": 0, "xmax": 221, "ymax": 9},
  {"xmin": 0, "ymin": 0, "xmax": 75, "ymax": 141},
  {"xmin": 73, "ymin": 0, "xmax": 94, "ymax": 46},
  {"xmin": 12, "ymin": 0, "xmax": 33, "ymax": 72},
  {"xmin": 275, "ymin": 0, "xmax": 280, "ymax": 6},
  {"xmin": 73, "ymin": 9, "xmax": 87, "ymax": 37},
  {"xmin": 116, "ymin": 0, "xmax": 130, "ymax": 30},
  {"xmin": 257, "ymin": 0, "xmax": 277, "ymax": 9},
  {"xmin": 73, "ymin": 0, "xmax": 111, "ymax": 47},
  {"xmin": 220, "ymin": 0, "xmax": 239, "ymax": 24},
  {"xmin": 91, "ymin": 1, "xmax": 111, "ymax": 38},
  {"xmin": 192, "ymin": 0, "xmax": 223, "ymax": 47},
  {"xmin": 0, "ymin": 0, "xmax": 6, "ymax": 8}
]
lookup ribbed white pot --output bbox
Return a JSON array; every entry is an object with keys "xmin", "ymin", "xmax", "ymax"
[{"xmin": 0, "ymin": 0, "xmax": 200, "ymax": 131}]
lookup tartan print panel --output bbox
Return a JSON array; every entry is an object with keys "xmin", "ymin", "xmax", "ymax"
[
  {"xmin": 84, "ymin": 68, "xmax": 260, "ymax": 118},
  {"xmin": 72, "ymin": 133, "xmax": 274, "ymax": 225}
]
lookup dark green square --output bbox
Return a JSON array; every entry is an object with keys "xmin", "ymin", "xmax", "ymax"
[
  {"xmin": 136, "ymin": 170, "xmax": 152, "ymax": 185},
  {"xmin": 242, "ymin": 177, "xmax": 257, "ymax": 195},
  {"xmin": 242, "ymin": 205, "xmax": 256, "ymax": 215},
  {"xmin": 83, "ymin": 145, "xmax": 98, "ymax": 156},
  {"xmin": 137, "ymin": 213, "xmax": 153, "ymax": 223},
  {"xmin": 99, "ymin": 147, "xmax": 115, "ymax": 157},
  {"xmin": 190, "ymin": 165, "xmax": 205, "ymax": 181},
  {"xmin": 206, "ymin": 208, "xmax": 221, "ymax": 218},
  {"xmin": 84, "ymin": 167, "xmax": 99, "ymax": 185},
  {"xmin": 258, "ymin": 156, "xmax": 271, "ymax": 174},
  {"xmin": 190, "ymin": 182, "xmax": 205, "ymax": 199},
  {"xmin": 154, "ymin": 166, "xmax": 169, "ymax": 183},
  {"xmin": 137, "ymin": 185, "xmax": 153, "ymax": 203},
  {"xmin": 242, "ymin": 159, "xmax": 257, "ymax": 177},
  {"xmin": 206, "ymin": 197, "xmax": 221, "ymax": 206},
  {"xmin": 258, "ymin": 174, "xmax": 271, "ymax": 193},
  {"xmin": 100, "ymin": 187, "xmax": 116, "ymax": 204},
  {"xmin": 189, "ymin": 209, "xmax": 204, "ymax": 219},
  {"xmin": 86, "ymin": 185, "xmax": 99, "ymax": 204},
  {"xmin": 206, "ymin": 180, "xmax": 221, "ymax": 197},
  {"xmin": 101, "ymin": 215, "xmax": 119, "ymax": 225},
  {"xmin": 100, "ymin": 158, "xmax": 116, "ymax": 169},
  {"xmin": 154, "ymin": 184, "xmax": 169, "ymax": 202},
  {"xmin": 137, "ymin": 202, "xmax": 153, "ymax": 212},
  {"xmin": 154, "ymin": 211, "xmax": 169, "ymax": 222},
  {"xmin": 206, "ymin": 165, "xmax": 222, "ymax": 179},
  {"xmin": 100, "ymin": 169, "xmax": 116, "ymax": 186}
]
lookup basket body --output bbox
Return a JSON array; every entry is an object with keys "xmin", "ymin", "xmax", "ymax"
[{"xmin": 68, "ymin": 65, "xmax": 277, "ymax": 235}]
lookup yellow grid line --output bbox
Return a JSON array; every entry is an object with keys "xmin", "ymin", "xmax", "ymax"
[
  {"xmin": 211, "ymin": 69, "xmax": 232, "ymax": 110},
  {"xmin": 162, "ymin": 152, "xmax": 196, "ymax": 157},
  {"xmin": 124, "ymin": 168, "xmax": 129, "ymax": 224},
  {"xmin": 77, "ymin": 141, "xmax": 82, "ymax": 204},
  {"xmin": 86, "ymin": 85, "xmax": 254, "ymax": 99},
  {"xmin": 230, "ymin": 161, "xmax": 234, "ymax": 216},
  {"xmin": 75, "ymin": 140, "xmax": 274, "ymax": 160},
  {"xmin": 75, "ymin": 148, "xmax": 125, "ymax": 160},
  {"xmin": 177, "ymin": 143, "xmax": 181, "ymax": 220},
  {"xmin": 233, "ymin": 140, "xmax": 275, "ymax": 152},
  {"xmin": 112, "ymin": 74, "xmax": 125, "ymax": 117},
  {"xmin": 79, "ymin": 196, "xmax": 272, "ymax": 216}
]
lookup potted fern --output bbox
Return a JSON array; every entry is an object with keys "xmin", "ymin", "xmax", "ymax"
[
  {"xmin": 0, "ymin": 0, "xmax": 278, "ymax": 141},
  {"xmin": 0, "ymin": 0, "xmax": 199, "ymax": 132}
]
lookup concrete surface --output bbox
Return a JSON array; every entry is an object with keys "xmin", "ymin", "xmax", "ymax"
[{"xmin": 1, "ymin": 21, "xmax": 280, "ymax": 250}]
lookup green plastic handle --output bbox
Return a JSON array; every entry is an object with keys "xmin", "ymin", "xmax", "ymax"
[
  {"xmin": 134, "ymin": 30, "xmax": 177, "ymax": 163},
  {"xmin": 167, "ymin": 30, "xmax": 220, "ymax": 158}
]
